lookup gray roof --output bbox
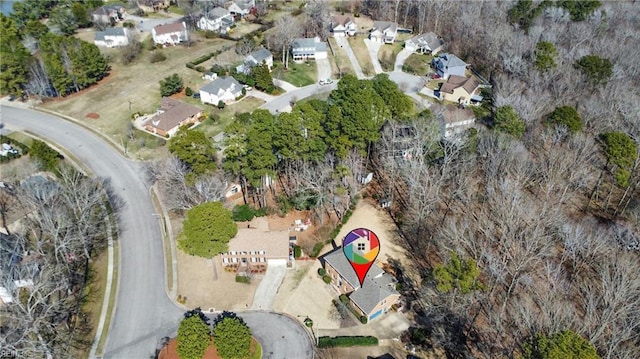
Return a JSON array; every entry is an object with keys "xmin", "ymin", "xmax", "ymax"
[
  {"xmin": 95, "ymin": 27, "xmax": 127, "ymax": 41},
  {"xmin": 207, "ymin": 7, "xmax": 230, "ymax": 19},
  {"xmin": 249, "ymin": 48, "xmax": 272, "ymax": 63},
  {"xmin": 349, "ymin": 273, "xmax": 399, "ymax": 315},
  {"xmin": 407, "ymin": 32, "xmax": 442, "ymax": 50},
  {"xmin": 200, "ymin": 76, "xmax": 242, "ymax": 94},
  {"xmin": 292, "ymin": 37, "xmax": 327, "ymax": 52},
  {"xmin": 323, "ymin": 247, "xmax": 384, "ymax": 289},
  {"xmin": 372, "ymin": 21, "xmax": 397, "ymax": 33},
  {"xmin": 436, "ymin": 53, "xmax": 467, "ymax": 68}
]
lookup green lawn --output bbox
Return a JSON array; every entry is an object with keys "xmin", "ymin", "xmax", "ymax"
[
  {"xmin": 196, "ymin": 96, "xmax": 266, "ymax": 138},
  {"xmin": 347, "ymin": 36, "xmax": 375, "ymax": 76},
  {"xmin": 328, "ymin": 38, "xmax": 354, "ymax": 78},
  {"xmin": 402, "ymin": 53, "xmax": 432, "ymax": 76},
  {"xmin": 378, "ymin": 42, "xmax": 403, "ymax": 72},
  {"xmin": 272, "ymin": 61, "xmax": 317, "ymax": 87}
]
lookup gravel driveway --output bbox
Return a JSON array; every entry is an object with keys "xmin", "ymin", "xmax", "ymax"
[{"xmin": 363, "ymin": 38, "xmax": 384, "ymax": 74}]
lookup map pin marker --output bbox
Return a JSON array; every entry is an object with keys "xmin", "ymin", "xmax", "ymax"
[{"xmin": 342, "ymin": 228, "xmax": 380, "ymax": 287}]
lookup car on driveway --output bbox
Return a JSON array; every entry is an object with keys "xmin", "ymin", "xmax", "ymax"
[{"xmin": 319, "ymin": 78, "xmax": 333, "ymax": 85}]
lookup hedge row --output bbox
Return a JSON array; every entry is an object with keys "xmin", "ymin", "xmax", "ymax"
[
  {"xmin": 317, "ymin": 336, "xmax": 378, "ymax": 348},
  {"xmin": 185, "ymin": 45, "xmax": 233, "ymax": 72}
]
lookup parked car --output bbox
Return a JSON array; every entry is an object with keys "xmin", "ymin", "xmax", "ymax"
[
  {"xmin": 319, "ymin": 78, "xmax": 333, "ymax": 85},
  {"xmin": 192, "ymin": 93, "xmax": 201, "ymax": 99},
  {"xmin": 243, "ymin": 85, "xmax": 253, "ymax": 91}
]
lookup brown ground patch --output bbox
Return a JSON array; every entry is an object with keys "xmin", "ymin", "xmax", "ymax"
[{"xmin": 86, "ymin": 113, "xmax": 100, "ymax": 119}]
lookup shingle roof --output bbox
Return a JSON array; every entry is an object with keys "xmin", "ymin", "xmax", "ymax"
[
  {"xmin": 227, "ymin": 218, "xmax": 289, "ymax": 259},
  {"xmin": 406, "ymin": 32, "xmax": 442, "ymax": 50},
  {"xmin": 439, "ymin": 75, "xmax": 479, "ymax": 94},
  {"xmin": 292, "ymin": 38, "xmax": 327, "ymax": 53},
  {"xmin": 435, "ymin": 53, "xmax": 467, "ymax": 68},
  {"xmin": 349, "ymin": 273, "xmax": 399, "ymax": 315},
  {"xmin": 249, "ymin": 48, "xmax": 272, "ymax": 63},
  {"xmin": 323, "ymin": 247, "xmax": 384, "ymax": 289},
  {"xmin": 153, "ymin": 22, "xmax": 186, "ymax": 36},
  {"xmin": 372, "ymin": 21, "xmax": 397, "ymax": 33},
  {"xmin": 332, "ymin": 14, "xmax": 354, "ymax": 27},
  {"xmin": 200, "ymin": 76, "xmax": 242, "ymax": 94},
  {"xmin": 146, "ymin": 98, "xmax": 202, "ymax": 132},
  {"xmin": 207, "ymin": 7, "xmax": 230, "ymax": 19}
]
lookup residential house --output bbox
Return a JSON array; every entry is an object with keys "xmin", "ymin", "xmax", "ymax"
[
  {"xmin": 404, "ymin": 32, "xmax": 443, "ymax": 55},
  {"xmin": 431, "ymin": 53, "xmax": 467, "ymax": 79},
  {"xmin": 152, "ymin": 22, "xmax": 189, "ymax": 46},
  {"xmin": 198, "ymin": 7, "xmax": 234, "ymax": 33},
  {"xmin": 92, "ymin": 4, "xmax": 126, "ymax": 25},
  {"xmin": 291, "ymin": 37, "xmax": 328, "ymax": 61},
  {"xmin": 143, "ymin": 98, "xmax": 203, "ymax": 138},
  {"xmin": 202, "ymin": 72, "xmax": 218, "ymax": 81},
  {"xmin": 236, "ymin": 48, "xmax": 273, "ymax": 74},
  {"xmin": 434, "ymin": 104, "xmax": 476, "ymax": 139},
  {"xmin": 228, "ymin": 0, "xmax": 255, "ymax": 18},
  {"xmin": 436, "ymin": 75, "xmax": 481, "ymax": 106},
  {"xmin": 221, "ymin": 217, "xmax": 291, "ymax": 268},
  {"xmin": 330, "ymin": 15, "xmax": 357, "ymax": 37},
  {"xmin": 369, "ymin": 21, "xmax": 397, "ymax": 44},
  {"xmin": 138, "ymin": 0, "xmax": 170, "ymax": 13},
  {"xmin": 94, "ymin": 27, "xmax": 130, "ymax": 48},
  {"xmin": 323, "ymin": 248, "xmax": 400, "ymax": 322},
  {"xmin": 199, "ymin": 76, "xmax": 243, "ymax": 105},
  {"xmin": 0, "ymin": 234, "xmax": 40, "ymax": 306}
]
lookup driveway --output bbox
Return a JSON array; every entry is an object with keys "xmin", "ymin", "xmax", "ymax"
[
  {"xmin": 334, "ymin": 36, "xmax": 365, "ymax": 79},
  {"xmin": 316, "ymin": 57, "xmax": 333, "ymax": 82},
  {"xmin": 363, "ymin": 38, "xmax": 384, "ymax": 74},
  {"xmin": 260, "ymin": 83, "xmax": 337, "ymax": 114},
  {"xmin": 240, "ymin": 312, "xmax": 313, "ymax": 359},
  {"xmin": 394, "ymin": 47, "xmax": 414, "ymax": 72},
  {"xmin": 252, "ymin": 262, "xmax": 286, "ymax": 310}
]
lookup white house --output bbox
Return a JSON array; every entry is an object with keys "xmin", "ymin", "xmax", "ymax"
[
  {"xmin": 228, "ymin": 0, "xmax": 254, "ymax": 17},
  {"xmin": 94, "ymin": 27, "xmax": 130, "ymax": 48},
  {"xmin": 236, "ymin": 48, "xmax": 273, "ymax": 74},
  {"xmin": 291, "ymin": 37, "xmax": 328, "ymax": 61},
  {"xmin": 436, "ymin": 104, "xmax": 476, "ymax": 139},
  {"xmin": 405, "ymin": 32, "xmax": 443, "ymax": 55},
  {"xmin": 370, "ymin": 21, "xmax": 397, "ymax": 44},
  {"xmin": 152, "ymin": 21, "xmax": 189, "ymax": 46},
  {"xmin": 330, "ymin": 14, "xmax": 357, "ymax": 37},
  {"xmin": 198, "ymin": 7, "xmax": 234, "ymax": 33},
  {"xmin": 200, "ymin": 76, "xmax": 243, "ymax": 105}
]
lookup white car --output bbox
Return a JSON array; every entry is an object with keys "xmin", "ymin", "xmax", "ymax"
[{"xmin": 319, "ymin": 78, "xmax": 333, "ymax": 85}]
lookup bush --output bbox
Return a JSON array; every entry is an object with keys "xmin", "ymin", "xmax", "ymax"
[
  {"xmin": 545, "ymin": 106, "xmax": 583, "ymax": 133},
  {"xmin": 149, "ymin": 51, "xmax": 166, "ymax": 63},
  {"xmin": 317, "ymin": 336, "xmax": 378, "ymax": 348},
  {"xmin": 294, "ymin": 245, "xmax": 302, "ymax": 259},
  {"xmin": 339, "ymin": 294, "xmax": 349, "ymax": 303},
  {"xmin": 159, "ymin": 73, "xmax": 183, "ymax": 97},
  {"xmin": 217, "ymin": 100, "xmax": 226, "ymax": 109},
  {"xmin": 322, "ymin": 275, "xmax": 331, "ymax": 284},
  {"xmin": 311, "ymin": 242, "xmax": 325, "ymax": 258},
  {"xmin": 360, "ymin": 316, "xmax": 368, "ymax": 324},
  {"xmin": 235, "ymin": 275, "xmax": 250, "ymax": 283},
  {"xmin": 317, "ymin": 268, "xmax": 326, "ymax": 276},
  {"xmin": 232, "ymin": 204, "xmax": 256, "ymax": 221}
]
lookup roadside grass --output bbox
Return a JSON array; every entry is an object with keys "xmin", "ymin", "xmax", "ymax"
[
  {"xmin": 250, "ymin": 338, "xmax": 262, "ymax": 359},
  {"xmin": 197, "ymin": 96, "xmax": 266, "ymax": 138},
  {"xmin": 378, "ymin": 42, "xmax": 403, "ymax": 72},
  {"xmin": 6, "ymin": 132, "xmax": 34, "ymax": 147},
  {"xmin": 272, "ymin": 61, "xmax": 317, "ymax": 87},
  {"xmin": 347, "ymin": 36, "xmax": 375, "ymax": 76},
  {"xmin": 167, "ymin": 5, "xmax": 184, "ymax": 15},
  {"xmin": 151, "ymin": 188, "xmax": 173, "ymax": 293},
  {"xmin": 402, "ymin": 53, "xmax": 432, "ymax": 76},
  {"xmin": 328, "ymin": 38, "xmax": 354, "ymax": 78},
  {"xmin": 41, "ymin": 37, "xmax": 234, "ymax": 158}
]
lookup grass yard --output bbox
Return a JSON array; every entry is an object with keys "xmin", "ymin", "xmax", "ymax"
[
  {"xmin": 328, "ymin": 38, "xmax": 354, "ymax": 78},
  {"xmin": 347, "ymin": 36, "xmax": 375, "ymax": 76},
  {"xmin": 378, "ymin": 42, "xmax": 403, "ymax": 72},
  {"xmin": 272, "ymin": 61, "xmax": 317, "ymax": 87},
  {"xmin": 42, "ymin": 38, "xmax": 234, "ymax": 159},
  {"xmin": 196, "ymin": 96, "xmax": 266, "ymax": 138},
  {"xmin": 227, "ymin": 23, "xmax": 263, "ymax": 40},
  {"xmin": 402, "ymin": 53, "xmax": 432, "ymax": 76}
]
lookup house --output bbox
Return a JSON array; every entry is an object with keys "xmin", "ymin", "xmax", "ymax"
[
  {"xmin": 323, "ymin": 248, "xmax": 400, "ymax": 322},
  {"xmin": 198, "ymin": 7, "xmax": 234, "ymax": 33},
  {"xmin": 138, "ymin": 0, "xmax": 170, "ymax": 13},
  {"xmin": 199, "ymin": 76, "xmax": 243, "ymax": 105},
  {"xmin": 330, "ymin": 15, "xmax": 357, "ymax": 37},
  {"xmin": 404, "ymin": 32, "xmax": 443, "ymax": 55},
  {"xmin": 436, "ymin": 75, "xmax": 481, "ymax": 106},
  {"xmin": 221, "ymin": 217, "xmax": 291, "ymax": 268},
  {"xmin": 143, "ymin": 98, "xmax": 203, "ymax": 138},
  {"xmin": 431, "ymin": 53, "xmax": 467, "ymax": 79},
  {"xmin": 92, "ymin": 4, "xmax": 126, "ymax": 25},
  {"xmin": 152, "ymin": 22, "xmax": 189, "ymax": 46},
  {"xmin": 291, "ymin": 37, "xmax": 328, "ymax": 61},
  {"xmin": 228, "ymin": 0, "xmax": 255, "ymax": 18},
  {"xmin": 94, "ymin": 27, "xmax": 130, "ymax": 48},
  {"xmin": 236, "ymin": 48, "xmax": 273, "ymax": 74},
  {"xmin": 0, "ymin": 234, "xmax": 40, "ymax": 306},
  {"xmin": 202, "ymin": 72, "xmax": 218, "ymax": 81},
  {"xmin": 434, "ymin": 104, "xmax": 476, "ymax": 139},
  {"xmin": 369, "ymin": 21, "xmax": 398, "ymax": 44}
]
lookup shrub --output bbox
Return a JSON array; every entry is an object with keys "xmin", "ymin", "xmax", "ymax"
[
  {"xmin": 185, "ymin": 87, "xmax": 193, "ymax": 97},
  {"xmin": 217, "ymin": 100, "xmax": 226, "ymax": 109},
  {"xmin": 149, "ymin": 51, "xmax": 166, "ymax": 63},
  {"xmin": 317, "ymin": 268, "xmax": 326, "ymax": 276},
  {"xmin": 317, "ymin": 336, "xmax": 378, "ymax": 348},
  {"xmin": 322, "ymin": 275, "xmax": 331, "ymax": 284},
  {"xmin": 159, "ymin": 73, "xmax": 183, "ymax": 97},
  {"xmin": 311, "ymin": 242, "xmax": 325, "ymax": 258},
  {"xmin": 339, "ymin": 294, "xmax": 349, "ymax": 303},
  {"xmin": 360, "ymin": 316, "xmax": 368, "ymax": 324},
  {"xmin": 235, "ymin": 275, "xmax": 250, "ymax": 283},
  {"xmin": 232, "ymin": 204, "xmax": 255, "ymax": 221},
  {"xmin": 293, "ymin": 245, "xmax": 302, "ymax": 259},
  {"xmin": 545, "ymin": 106, "xmax": 583, "ymax": 133}
]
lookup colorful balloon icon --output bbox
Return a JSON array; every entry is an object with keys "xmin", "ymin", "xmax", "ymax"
[{"xmin": 342, "ymin": 228, "xmax": 380, "ymax": 287}]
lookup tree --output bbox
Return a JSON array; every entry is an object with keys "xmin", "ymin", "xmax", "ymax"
[
  {"xmin": 251, "ymin": 62, "xmax": 273, "ymax": 93},
  {"xmin": 372, "ymin": 73, "xmax": 414, "ymax": 119},
  {"xmin": 167, "ymin": 127, "xmax": 217, "ymax": 178},
  {"xmin": 177, "ymin": 313, "xmax": 211, "ymax": 359},
  {"xmin": 534, "ymin": 41, "xmax": 558, "ymax": 72},
  {"xmin": 545, "ymin": 106, "xmax": 582, "ymax": 134},
  {"xmin": 558, "ymin": 0, "xmax": 602, "ymax": 21},
  {"xmin": 599, "ymin": 132, "xmax": 638, "ymax": 187},
  {"xmin": 522, "ymin": 330, "xmax": 599, "ymax": 359},
  {"xmin": 212, "ymin": 312, "xmax": 252, "ymax": 359},
  {"xmin": 24, "ymin": 20, "xmax": 49, "ymax": 40},
  {"xmin": 575, "ymin": 55, "xmax": 613, "ymax": 86},
  {"xmin": 433, "ymin": 252, "xmax": 482, "ymax": 294},
  {"xmin": 178, "ymin": 201, "xmax": 238, "ymax": 258},
  {"xmin": 235, "ymin": 35, "xmax": 257, "ymax": 56},
  {"xmin": 0, "ymin": 14, "xmax": 30, "ymax": 96},
  {"xmin": 49, "ymin": 6, "xmax": 78, "ymax": 35},
  {"xmin": 160, "ymin": 73, "xmax": 184, "ymax": 97},
  {"xmin": 71, "ymin": 2, "xmax": 91, "ymax": 28},
  {"xmin": 493, "ymin": 105, "xmax": 526, "ymax": 138},
  {"xmin": 30, "ymin": 139, "xmax": 62, "ymax": 171}
]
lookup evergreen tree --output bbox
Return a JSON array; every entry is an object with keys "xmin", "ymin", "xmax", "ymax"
[
  {"xmin": 160, "ymin": 73, "xmax": 184, "ymax": 96},
  {"xmin": 545, "ymin": 106, "xmax": 582, "ymax": 133},
  {"xmin": 534, "ymin": 41, "xmax": 558, "ymax": 72},
  {"xmin": 178, "ymin": 201, "xmax": 238, "ymax": 258},
  {"xmin": 176, "ymin": 314, "xmax": 210, "ymax": 359},
  {"xmin": 167, "ymin": 127, "xmax": 217, "ymax": 178},
  {"xmin": 433, "ymin": 252, "xmax": 483, "ymax": 294},
  {"xmin": 372, "ymin": 73, "xmax": 414, "ymax": 119},
  {"xmin": 0, "ymin": 14, "xmax": 31, "ymax": 96},
  {"xmin": 493, "ymin": 106, "xmax": 526, "ymax": 138},
  {"xmin": 575, "ymin": 55, "xmax": 612, "ymax": 86},
  {"xmin": 251, "ymin": 62, "xmax": 273, "ymax": 93},
  {"xmin": 212, "ymin": 312, "xmax": 252, "ymax": 359},
  {"xmin": 522, "ymin": 330, "xmax": 600, "ymax": 359}
]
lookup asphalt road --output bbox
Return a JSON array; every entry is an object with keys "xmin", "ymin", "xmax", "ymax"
[
  {"xmin": 260, "ymin": 83, "xmax": 337, "ymax": 114},
  {"xmin": 0, "ymin": 105, "xmax": 313, "ymax": 359}
]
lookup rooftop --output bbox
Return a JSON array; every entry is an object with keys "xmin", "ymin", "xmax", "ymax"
[
  {"xmin": 153, "ymin": 21, "xmax": 186, "ymax": 36},
  {"xmin": 200, "ymin": 76, "xmax": 242, "ymax": 94},
  {"xmin": 349, "ymin": 272, "xmax": 399, "ymax": 315},
  {"xmin": 249, "ymin": 48, "xmax": 272, "ymax": 63},
  {"xmin": 372, "ymin": 21, "xmax": 397, "ymax": 33},
  {"xmin": 407, "ymin": 32, "xmax": 442, "ymax": 50},
  {"xmin": 434, "ymin": 104, "xmax": 476, "ymax": 125},
  {"xmin": 227, "ymin": 217, "xmax": 290, "ymax": 259},
  {"xmin": 434, "ymin": 53, "xmax": 467, "ymax": 68},
  {"xmin": 440, "ymin": 75, "xmax": 479, "ymax": 94},
  {"xmin": 332, "ymin": 14, "xmax": 354, "ymax": 27},
  {"xmin": 206, "ymin": 7, "xmax": 231, "ymax": 19},
  {"xmin": 323, "ymin": 247, "xmax": 384, "ymax": 289},
  {"xmin": 145, "ymin": 98, "xmax": 202, "ymax": 132}
]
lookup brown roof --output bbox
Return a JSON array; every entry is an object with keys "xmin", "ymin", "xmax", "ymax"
[
  {"xmin": 146, "ymin": 98, "xmax": 202, "ymax": 132},
  {"xmin": 153, "ymin": 22, "xmax": 186, "ymax": 36},
  {"xmin": 437, "ymin": 104, "xmax": 475, "ymax": 124},
  {"xmin": 439, "ymin": 75, "xmax": 479, "ymax": 95},
  {"xmin": 332, "ymin": 14, "xmax": 353, "ymax": 27},
  {"xmin": 227, "ymin": 218, "xmax": 290, "ymax": 259}
]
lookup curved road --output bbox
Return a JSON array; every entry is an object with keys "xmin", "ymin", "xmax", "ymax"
[{"xmin": 0, "ymin": 105, "xmax": 313, "ymax": 358}]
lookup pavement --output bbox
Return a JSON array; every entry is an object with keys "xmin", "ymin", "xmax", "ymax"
[
  {"xmin": 251, "ymin": 262, "xmax": 287, "ymax": 310},
  {"xmin": 273, "ymin": 79, "xmax": 299, "ymax": 92},
  {"xmin": 364, "ymin": 39, "xmax": 384, "ymax": 74},
  {"xmin": 239, "ymin": 312, "xmax": 314, "ymax": 359},
  {"xmin": 334, "ymin": 36, "xmax": 366, "ymax": 79},
  {"xmin": 260, "ymin": 83, "xmax": 337, "ymax": 114},
  {"xmin": 316, "ymin": 57, "xmax": 333, "ymax": 82},
  {"xmin": 316, "ymin": 312, "xmax": 411, "ymax": 339},
  {"xmin": 394, "ymin": 47, "xmax": 414, "ymax": 72}
]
